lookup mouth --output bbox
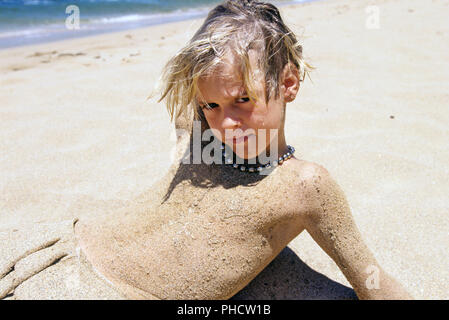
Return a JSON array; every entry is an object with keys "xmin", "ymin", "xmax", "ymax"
[
  {"xmin": 226, "ymin": 134, "xmax": 254, "ymax": 145},
  {"xmin": 233, "ymin": 135, "xmax": 248, "ymax": 144}
]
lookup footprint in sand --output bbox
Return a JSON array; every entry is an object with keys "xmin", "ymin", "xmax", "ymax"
[
  {"xmin": 57, "ymin": 52, "xmax": 86, "ymax": 58},
  {"xmin": 26, "ymin": 51, "xmax": 58, "ymax": 58},
  {"xmin": 9, "ymin": 51, "xmax": 58, "ymax": 71},
  {"xmin": 20, "ymin": 51, "xmax": 86, "ymax": 68},
  {"xmin": 8, "ymin": 64, "xmax": 33, "ymax": 72}
]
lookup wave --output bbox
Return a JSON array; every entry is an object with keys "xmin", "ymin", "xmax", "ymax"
[
  {"xmin": 0, "ymin": 0, "xmax": 321, "ymax": 49},
  {"xmin": 0, "ymin": 6, "xmax": 211, "ymax": 48},
  {"xmin": 0, "ymin": 28, "xmax": 55, "ymax": 39},
  {"xmin": 88, "ymin": 7, "xmax": 210, "ymax": 25}
]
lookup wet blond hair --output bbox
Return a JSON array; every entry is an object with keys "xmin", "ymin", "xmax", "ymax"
[{"xmin": 158, "ymin": 0, "xmax": 312, "ymax": 123}]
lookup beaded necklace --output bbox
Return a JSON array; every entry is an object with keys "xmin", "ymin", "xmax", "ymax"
[{"xmin": 221, "ymin": 144, "xmax": 295, "ymax": 173}]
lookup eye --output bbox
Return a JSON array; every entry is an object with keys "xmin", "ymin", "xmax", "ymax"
[
  {"xmin": 201, "ymin": 103, "xmax": 219, "ymax": 110},
  {"xmin": 236, "ymin": 97, "xmax": 250, "ymax": 103}
]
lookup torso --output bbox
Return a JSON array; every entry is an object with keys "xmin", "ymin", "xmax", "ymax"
[{"xmin": 74, "ymin": 156, "xmax": 314, "ymax": 299}]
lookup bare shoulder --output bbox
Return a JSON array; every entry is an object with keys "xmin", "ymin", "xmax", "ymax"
[
  {"xmin": 286, "ymin": 158, "xmax": 330, "ymax": 181},
  {"xmin": 283, "ymin": 158, "xmax": 332, "ymax": 189},
  {"xmin": 284, "ymin": 158, "xmax": 348, "ymax": 217}
]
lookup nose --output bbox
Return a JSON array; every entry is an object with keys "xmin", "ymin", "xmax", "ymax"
[{"xmin": 221, "ymin": 106, "xmax": 242, "ymax": 130}]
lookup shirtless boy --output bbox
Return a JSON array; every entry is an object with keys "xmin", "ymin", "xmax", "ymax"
[
  {"xmin": 73, "ymin": 0, "xmax": 412, "ymax": 300},
  {"xmin": 0, "ymin": 0, "xmax": 412, "ymax": 300}
]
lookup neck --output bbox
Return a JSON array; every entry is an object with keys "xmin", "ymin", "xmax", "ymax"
[
  {"xmin": 221, "ymin": 141, "xmax": 294, "ymax": 177},
  {"xmin": 259, "ymin": 129, "xmax": 288, "ymax": 161}
]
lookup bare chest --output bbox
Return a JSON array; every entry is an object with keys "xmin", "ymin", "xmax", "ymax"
[{"xmin": 107, "ymin": 166, "xmax": 306, "ymax": 299}]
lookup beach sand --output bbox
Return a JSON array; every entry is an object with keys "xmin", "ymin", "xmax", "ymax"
[{"xmin": 1, "ymin": 0, "xmax": 448, "ymax": 299}]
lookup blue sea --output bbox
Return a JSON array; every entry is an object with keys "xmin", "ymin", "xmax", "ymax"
[{"xmin": 0, "ymin": 0, "xmax": 319, "ymax": 49}]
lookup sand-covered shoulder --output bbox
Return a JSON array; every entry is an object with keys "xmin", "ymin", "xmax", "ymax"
[{"xmin": 1, "ymin": 0, "xmax": 448, "ymax": 299}]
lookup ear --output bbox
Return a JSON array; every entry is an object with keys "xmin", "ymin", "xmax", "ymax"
[{"xmin": 281, "ymin": 63, "xmax": 300, "ymax": 103}]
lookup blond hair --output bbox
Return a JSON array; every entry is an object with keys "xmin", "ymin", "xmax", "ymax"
[{"xmin": 158, "ymin": 0, "xmax": 312, "ymax": 123}]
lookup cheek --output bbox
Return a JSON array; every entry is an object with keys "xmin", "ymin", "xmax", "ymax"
[
  {"xmin": 204, "ymin": 116, "xmax": 221, "ymax": 133},
  {"xmin": 251, "ymin": 105, "xmax": 282, "ymax": 129},
  {"xmin": 203, "ymin": 113, "xmax": 225, "ymax": 139},
  {"xmin": 202, "ymin": 112, "xmax": 215, "ymax": 127}
]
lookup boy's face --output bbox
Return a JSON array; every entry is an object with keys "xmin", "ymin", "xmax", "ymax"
[{"xmin": 196, "ymin": 49, "xmax": 297, "ymax": 160}]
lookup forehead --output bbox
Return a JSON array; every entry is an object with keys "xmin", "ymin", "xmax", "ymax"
[
  {"xmin": 197, "ymin": 54, "xmax": 243, "ymax": 102},
  {"xmin": 197, "ymin": 75, "xmax": 244, "ymax": 103},
  {"xmin": 196, "ymin": 49, "xmax": 263, "ymax": 103}
]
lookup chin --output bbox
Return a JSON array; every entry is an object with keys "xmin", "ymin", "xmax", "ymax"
[{"xmin": 232, "ymin": 145, "xmax": 262, "ymax": 160}]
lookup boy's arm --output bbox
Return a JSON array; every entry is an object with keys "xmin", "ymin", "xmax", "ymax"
[{"xmin": 300, "ymin": 164, "xmax": 413, "ymax": 300}]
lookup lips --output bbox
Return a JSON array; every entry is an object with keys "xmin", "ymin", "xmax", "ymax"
[
  {"xmin": 226, "ymin": 134, "xmax": 254, "ymax": 144},
  {"xmin": 233, "ymin": 135, "xmax": 248, "ymax": 144}
]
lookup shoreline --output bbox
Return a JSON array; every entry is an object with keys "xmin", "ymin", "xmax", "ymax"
[
  {"xmin": 0, "ymin": 0, "xmax": 323, "ymax": 50},
  {"xmin": 0, "ymin": 8, "xmax": 211, "ymax": 50}
]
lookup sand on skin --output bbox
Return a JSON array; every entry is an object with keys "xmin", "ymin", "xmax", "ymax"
[{"xmin": 0, "ymin": 0, "xmax": 448, "ymax": 299}]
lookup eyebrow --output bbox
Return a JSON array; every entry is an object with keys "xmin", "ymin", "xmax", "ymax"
[{"xmin": 197, "ymin": 87, "xmax": 247, "ymax": 106}]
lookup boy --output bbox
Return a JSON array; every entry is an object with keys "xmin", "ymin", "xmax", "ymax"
[
  {"xmin": 74, "ymin": 0, "xmax": 412, "ymax": 299},
  {"xmin": 0, "ymin": 0, "xmax": 412, "ymax": 300}
]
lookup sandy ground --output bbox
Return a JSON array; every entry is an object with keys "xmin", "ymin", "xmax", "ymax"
[{"xmin": 1, "ymin": 0, "xmax": 448, "ymax": 299}]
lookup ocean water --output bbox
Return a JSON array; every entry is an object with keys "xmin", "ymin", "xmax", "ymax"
[{"xmin": 0, "ymin": 0, "xmax": 318, "ymax": 49}]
